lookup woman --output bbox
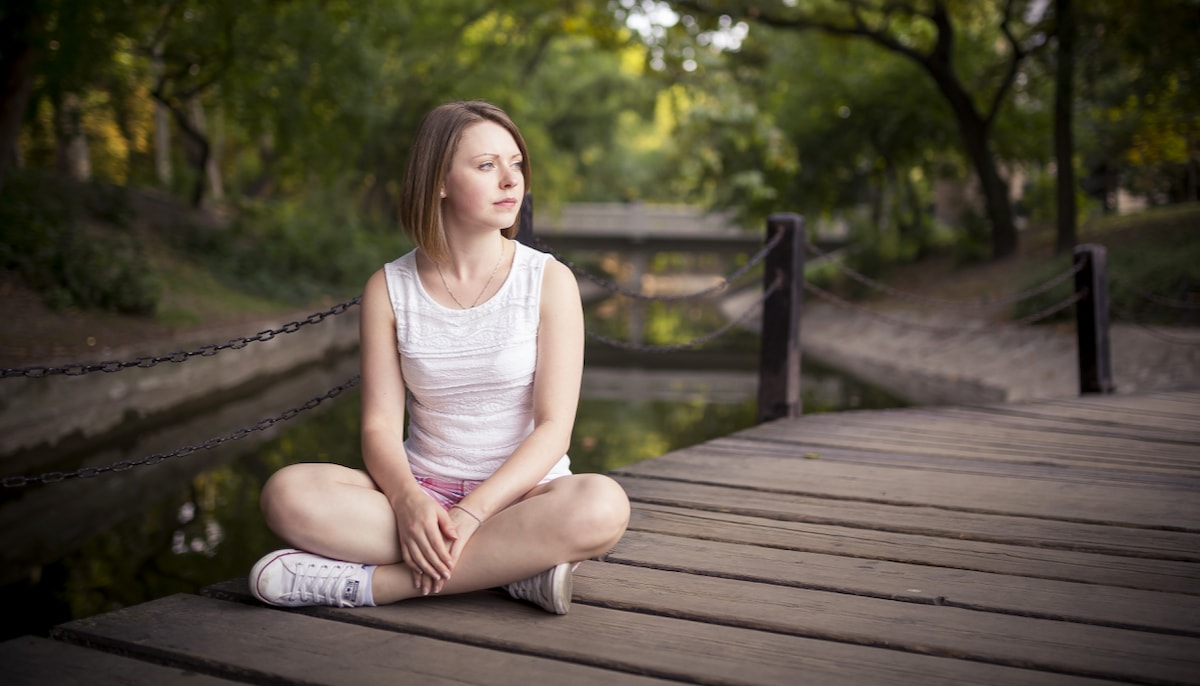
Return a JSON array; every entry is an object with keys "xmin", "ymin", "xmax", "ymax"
[{"xmin": 249, "ymin": 101, "xmax": 630, "ymax": 614}]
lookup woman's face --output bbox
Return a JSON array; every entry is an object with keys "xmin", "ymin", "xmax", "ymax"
[{"xmin": 441, "ymin": 121, "xmax": 524, "ymax": 235}]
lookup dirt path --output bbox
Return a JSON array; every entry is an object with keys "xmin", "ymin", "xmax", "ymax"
[{"xmin": 725, "ymin": 251, "xmax": 1200, "ymax": 405}]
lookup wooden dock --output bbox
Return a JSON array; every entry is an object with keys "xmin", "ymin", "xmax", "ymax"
[{"xmin": 5, "ymin": 389, "xmax": 1200, "ymax": 685}]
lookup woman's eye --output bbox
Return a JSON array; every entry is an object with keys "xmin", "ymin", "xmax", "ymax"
[{"xmin": 479, "ymin": 162, "xmax": 495, "ymax": 170}]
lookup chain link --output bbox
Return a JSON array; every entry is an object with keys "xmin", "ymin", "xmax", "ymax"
[
  {"xmin": 1112, "ymin": 279, "xmax": 1200, "ymax": 310},
  {"xmin": 1008, "ymin": 289, "xmax": 1088, "ymax": 327},
  {"xmin": 1, "ymin": 376, "xmax": 361, "ymax": 488},
  {"xmin": 1, "ymin": 297, "xmax": 361, "ymax": 380},
  {"xmin": 803, "ymin": 280, "xmax": 1087, "ymax": 336},
  {"xmin": 1110, "ymin": 304, "xmax": 1200, "ymax": 346},
  {"xmin": 804, "ymin": 240, "xmax": 1086, "ymax": 311},
  {"xmin": 533, "ymin": 230, "xmax": 784, "ymax": 302}
]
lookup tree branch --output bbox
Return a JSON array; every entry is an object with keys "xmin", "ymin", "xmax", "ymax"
[
  {"xmin": 986, "ymin": 0, "xmax": 1027, "ymax": 126},
  {"xmin": 672, "ymin": 0, "xmax": 933, "ymax": 67}
]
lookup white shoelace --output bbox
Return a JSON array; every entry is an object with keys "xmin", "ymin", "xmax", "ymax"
[{"xmin": 286, "ymin": 559, "xmax": 361, "ymax": 606}]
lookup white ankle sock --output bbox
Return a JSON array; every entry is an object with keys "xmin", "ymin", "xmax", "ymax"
[{"xmin": 361, "ymin": 565, "xmax": 377, "ymax": 606}]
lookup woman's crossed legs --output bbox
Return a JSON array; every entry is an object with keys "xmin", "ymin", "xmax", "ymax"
[{"xmin": 250, "ymin": 463, "xmax": 630, "ymax": 613}]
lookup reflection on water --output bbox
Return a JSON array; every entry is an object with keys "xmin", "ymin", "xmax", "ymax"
[{"xmin": 1, "ymin": 294, "xmax": 905, "ymax": 641}]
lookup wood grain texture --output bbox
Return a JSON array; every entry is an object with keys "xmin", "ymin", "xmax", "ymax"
[{"xmin": 6, "ymin": 390, "xmax": 1197, "ymax": 685}]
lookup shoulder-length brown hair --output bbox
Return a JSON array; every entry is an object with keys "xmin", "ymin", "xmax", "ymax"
[{"xmin": 398, "ymin": 100, "xmax": 530, "ymax": 263}]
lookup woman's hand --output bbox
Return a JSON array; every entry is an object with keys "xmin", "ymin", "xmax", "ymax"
[
  {"xmin": 446, "ymin": 505, "xmax": 482, "ymax": 568},
  {"xmin": 390, "ymin": 486, "xmax": 457, "ymax": 595}
]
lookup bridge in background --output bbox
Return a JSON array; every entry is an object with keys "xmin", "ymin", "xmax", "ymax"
[{"xmin": 529, "ymin": 201, "xmax": 848, "ymax": 253}]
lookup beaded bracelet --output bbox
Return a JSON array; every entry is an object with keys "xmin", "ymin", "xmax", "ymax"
[{"xmin": 450, "ymin": 504, "xmax": 483, "ymax": 524}]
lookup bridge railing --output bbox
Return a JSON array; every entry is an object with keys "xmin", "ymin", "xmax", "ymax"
[{"xmin": 5, "ymin": 196, "xmax": 1197, "ymax": 487}]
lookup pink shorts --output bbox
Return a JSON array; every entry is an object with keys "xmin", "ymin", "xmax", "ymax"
[
  {"xmin": 413, "ymin": 472, "xmax": 567, "ymax": 511},
  {"xmin": 413, "ymin": 476, "xmax": 482, "ymax": 511}
]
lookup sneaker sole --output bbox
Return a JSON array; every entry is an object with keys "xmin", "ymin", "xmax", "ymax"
[
  {"xmin": 550, "ymin": 562, "xmax": 573, "ymax": 615},
  {"xmin": 249, "ymin": 548, "xmax": 303, "ymax": 606}
]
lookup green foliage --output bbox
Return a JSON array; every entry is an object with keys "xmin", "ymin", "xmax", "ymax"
[
  {"xmin": 1073, "ymin": 0, "xmax": 1200, "ymax": 206},
  {"xmin": 808, "ymin": 209, "xmax": 922, "ymax": 298},
  {"xmin": 172, "ymin": 185, "xmax": 411, "ymax": 303},
  {"xmin": 9, "ymin": 0, "xmax": 1198, "ymax": 274},
  {"xmin": 950, "ymin": 208, "xmax": 995, "ymax": 266},
  {"xmin": 1010, "ymin": 205, "xmax": 1200, "ymax": 324},
  {"xmin": 0, "ymin": 172, "xmax": 160, "ymax": 314}
]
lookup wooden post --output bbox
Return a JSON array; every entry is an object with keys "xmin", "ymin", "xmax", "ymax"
[
  {"xmin": 1073, "ymin": 243, "xmax": 1114, "ymax": 394},
  {"xmin": 757, "ymin": 213, "xmax": 805, "ymax": 423},
  {"xmin": 516, "ymin": 192, "xmax": 535, "ymax": 246}
]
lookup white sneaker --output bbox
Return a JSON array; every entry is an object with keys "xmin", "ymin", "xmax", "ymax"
[
  {"xmin": 249, "ymin": 548, "xmax": 371, "ymax": 608},
  {"xmin": 503, "ymin": 562, "xmax": 573, "ymax": 614}
]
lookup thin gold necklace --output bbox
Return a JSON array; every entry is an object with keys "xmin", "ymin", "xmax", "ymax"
[{"xmin": 436, "ymin": 239, "xmax": 506, "ymax": 309}]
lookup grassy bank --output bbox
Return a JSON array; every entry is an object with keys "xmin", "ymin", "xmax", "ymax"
[
  {"xmin": 0, "ymin": 173, "xmax": 409, "ymax": 364},
  {"xmin": 810, "ymin": 203, "xmax": 1200, "ymax": 326},
  {"xmin": 1010, "ymin": 204, "xmax": 1200, "ymax": 324}
]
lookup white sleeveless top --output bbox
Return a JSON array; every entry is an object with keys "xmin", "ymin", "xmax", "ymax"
[{"xmin": 382, "ymin": 241, "xmax": 572, "ymax": 482}]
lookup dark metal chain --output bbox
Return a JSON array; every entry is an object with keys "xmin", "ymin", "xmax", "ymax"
[
  {"xmin": 1112, "ymin": 279, "xmax": 1200, "ymax": 310},
  {"xmin": 803, "ymin": 281, "xmax": 1087, "ymax": 335},
  {"xmin": 2, "ymin": 297, "xmax": 361, "ymax": 379},
  {"xmin": 1009, "ymin": 290, "xmax": 1087, "ymax": 327},
  {"xmin": 534, "ymin": 229, "xmax": 784, "ymax": 302},
  {"xmin": 1110, "ymin": 304, "xmax": 1200, "ymax": 346},
  {"xmin": 1, "ymin": 375, "xmax": 361, "ymax": 488},
  {"xmin": 804, "ymin": 240, "xmax": 1085, "ymax": 310},
  {"xmin": 585, "ymin": 274, "xmax": 782, "ymax": 352}
]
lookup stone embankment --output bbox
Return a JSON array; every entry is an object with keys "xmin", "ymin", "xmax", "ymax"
[
  {"xmin": 725, "ymin": 291, "xmax": 1200, "ymax": 406},
  {"xmin": 0, "ymin": 307, "xmax": 359, "ymax": 464}
]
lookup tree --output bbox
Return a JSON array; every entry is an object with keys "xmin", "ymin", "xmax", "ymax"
[
  {"xmin": 0, "ymin": 3, "xmax": 43, "ymax": 191},
  {"xmin": 1074, "ymin": 0, "xmax": 1200, "ymax": 211},
  {"xmin": 1053, "ymin": 0, "xmax": 1076, "ymax": 253},
  {"xmin": 666, "ymin": 0, "xmax": 1053, "ymax": 259}
]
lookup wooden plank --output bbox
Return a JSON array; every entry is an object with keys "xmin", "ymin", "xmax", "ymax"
[
  {"xmin": 740, "ymin": 417, "xmax": 1200, "ymax": 470},
  {"xmin": 54, "ymin": 593, "xmax": 677, "ymax": 686},
  {"xmin": 627, "ymin": 504, "xmax": 1200, "ymax": 595},
  {"xmin": 835, "ymin": 396, "xmax": 1200, "ymax": 435},
  {"xmin": 1083, "ymin": 392, "xmax": 1200, "ymax": 416},
  {"xmin": 906, "ymin": 402, "xmax": 1200, "ymax": 439},
  {"xmin": 764, "ymin": 408, "xmax": 1200, "ymax": 461},
  {"xmin": 613, "ymin": 450, "xmax": 1200, "ymax": 529},
  {"xmin": 609, "ymin": 529, "xmax": 1200, "ymax": 635},
  {"xmin": 2, "ymin": 635, "xmax": 243, "ymax": 686},
  {"xmin": 740, "ymin": 430, "xmax": 1200, "ymax": 476},
  {"xmin": 613, "ymin": 475, "xmax": 1200, "ymax": 562},
  {"xmin": 574, "ymin": 562, "xmax": 1200, "ymax": 685},
  {"xmin": 204, "ymin": 579, "xmax": 1116, "ymax": 686},
  {"xmin": 691, "ymin": 437, "xmax": 1200, "ymax": 488}
]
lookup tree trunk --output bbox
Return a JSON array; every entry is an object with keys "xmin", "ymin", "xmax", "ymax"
[
  {"xmin": 56, "ymin": 91, "xmax": 92, "ymax": 181},
  {"xmin": 0, "ymin": 4, "xmax": 41, "ymax": 191},
  {"xmin": 685, "ymin": 0, "xmax": 1025, "ymax": 260},
  {"xmin": 190, "ymin": 97, "xmax": 222, "ymax": 202},
  {"xmin": 153, "ymin": 92, "xmax": 210, "ymax": 208},
  {"xmin": 922, "ymin": 59, "xmax": 1018, "ymax": 259},
  {"xmin": 152, "ymin": 48, "xmax": 172, "ymax": 187},
  {"xmin": 1054, "ymin": 0, "xmax": 1077, "ymax": 254}
]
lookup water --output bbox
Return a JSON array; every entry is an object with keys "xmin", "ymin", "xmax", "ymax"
[{"xmin": 0, "ymin": 300, "xmax": 905, "ymax": 641}]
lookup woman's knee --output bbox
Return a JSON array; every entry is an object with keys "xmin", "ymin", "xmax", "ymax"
[
  {"xmin": 259, "ymin": 464, "xmax": 324, "ymax": 534},
  {"xmin": 568, "ymin": 474, "xmax": 630, "ymax": 551}
]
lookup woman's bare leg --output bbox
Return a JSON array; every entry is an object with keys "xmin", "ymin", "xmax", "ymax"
[
  {"xmin": 260, "ymin": 463, "xmax": 405, "ymax": 564},
  {"xmin": 258, "ymin": 463, "xmax": 630, "ymax": 603}
]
